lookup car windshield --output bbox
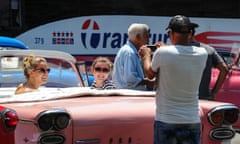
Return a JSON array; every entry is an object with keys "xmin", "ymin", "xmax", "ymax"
[
  {"xmin": 216, "ymin": 49, "xmax": 240, "ymax": 65},
  {"xmin": 218, "ymin": 50, "xmax": 236, "ymax": 64},
  {"xmin": 0, "ymin": 56, "xmax": 82, "ymax": 88}
]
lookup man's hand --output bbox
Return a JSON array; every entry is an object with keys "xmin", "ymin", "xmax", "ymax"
[
  {"xmin": 138, "ymin": 45, "xmax": 152, "ymax": 58},
  {"xmin": 145, "ymin": 77, "xmax": 156, "ymax": 90},
  {"xmin": 154, "ymin": 41, "xmax": 166, "ymax": 47}
]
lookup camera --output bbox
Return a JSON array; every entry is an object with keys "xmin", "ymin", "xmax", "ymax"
[{"xmin": 147, "ymin": 45, "xmax": 157, "ymax": 52}]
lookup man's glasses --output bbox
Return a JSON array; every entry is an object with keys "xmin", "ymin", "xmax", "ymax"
[
  {"xmin": 35, "ymin": 68, "xmax": 51, "ymax": 74},
  {"xmin": 94, "ymin": 67, "xmax": 110, "ymax": 73}
]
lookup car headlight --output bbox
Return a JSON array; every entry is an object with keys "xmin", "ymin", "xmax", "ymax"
[
  {"xmin": 38, "ymin": 114, "xmax": 53, "ymax": 131},
  {"xmin": 208, "ymin": 105, "xmax": 239, "ymax": 126},
  {"xmin": 54, "ymin": 114, "xmax": 70, "ymax": 130},
  {"xmin": 36, "ymin": 109, "xmax": 71, "ymax": 131},
  {"xmin": 0, "ymin": 108, "xmax": 19, "ymax": 133}
]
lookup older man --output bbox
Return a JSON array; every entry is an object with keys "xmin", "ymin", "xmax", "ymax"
[{"xmin": 112, "ymin": 23, "xmax": 154, "ymax": 90}]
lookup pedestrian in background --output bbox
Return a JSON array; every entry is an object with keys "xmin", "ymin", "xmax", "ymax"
[
  {"xmin": 112, "ymin": 23, "xmax": 155, "ymax": 90},
  {"xmin": 139, "ymin": 15, "xmax": 208, "ymax": 144},
  {"xmin": 190, "ymin": 25, "xmax": 229, "ymax": 100}
]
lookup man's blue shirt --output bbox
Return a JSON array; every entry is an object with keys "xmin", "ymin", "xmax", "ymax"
[{"xmin": 112, "ymin": 41, "xmax": 146, "ymax": 90}]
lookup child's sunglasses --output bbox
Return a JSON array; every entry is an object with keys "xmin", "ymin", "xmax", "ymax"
[{"xmin": 94, "ymin": 67, "xmax": 110, "ymax": 73}]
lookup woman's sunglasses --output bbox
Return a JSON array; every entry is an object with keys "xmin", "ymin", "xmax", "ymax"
[
  {"xmin": 35, "ymin": 68, "xmax": 51, "ymax": 74},
  {"xmin": 94, "ymin": 67, "xmax": 110, "ymax": 73}
]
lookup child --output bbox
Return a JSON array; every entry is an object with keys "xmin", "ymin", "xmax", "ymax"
[{"xmin": 90, "ymin": 57, "xmax": 116, "ymax": 90}]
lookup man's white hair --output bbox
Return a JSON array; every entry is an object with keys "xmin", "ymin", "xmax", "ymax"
[{"xmin": 128, "ymin": 23, "xmax": 149, "ymax": 40}]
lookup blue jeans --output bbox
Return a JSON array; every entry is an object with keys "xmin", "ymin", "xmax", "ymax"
[{"xmin": 153, "ymin": 121, "xmax": 200, "ymax": 144}]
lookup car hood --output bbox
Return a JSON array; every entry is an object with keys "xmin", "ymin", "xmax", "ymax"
[
  {"xmin": 1, "ymin": 88, "xmax": 156, "ymax": 143},
  {"xmin": 0, "ymin": 87, "xmax": 235, "ymax": 144},
  {"xmin": 0, "ymin": 87, "xmax": 156, "ymax": 124}
]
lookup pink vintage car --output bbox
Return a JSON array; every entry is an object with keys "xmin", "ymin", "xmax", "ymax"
[
  {"xmin": 0, "ymin": 49, "xmax": 239, "ymax": 144},
  {"xmin": 212, "ymin": 48, "xmax": 240, "ymax": 134}
]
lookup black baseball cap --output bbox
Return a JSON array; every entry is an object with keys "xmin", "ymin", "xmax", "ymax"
[{"xmin": 166, "ymin": 15, "xmax": 199, "ymax": 33}]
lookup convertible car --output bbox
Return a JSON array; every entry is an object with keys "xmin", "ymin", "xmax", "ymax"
[{"xmin": 0, "ymin": 49, "xmax": 239, "ymax": 144}]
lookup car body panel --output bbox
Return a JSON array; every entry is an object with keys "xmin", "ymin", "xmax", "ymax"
[{"xmin": 2, "ymin": 91, "xmax": 155, "ymax": 144}]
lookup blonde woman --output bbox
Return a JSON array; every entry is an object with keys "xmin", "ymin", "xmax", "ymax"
[
  {"xmin": 15, "ymin": 55, "xmax": 50, "ymax": 94},
  {"xmin": 90, "ymin": 57, "xmax": 116, "ymax": 90}
]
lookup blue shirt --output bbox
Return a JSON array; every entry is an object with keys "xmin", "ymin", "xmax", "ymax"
[{"xmin": 112, "ymin": 41, "xmax": 146, "ymax": 90}]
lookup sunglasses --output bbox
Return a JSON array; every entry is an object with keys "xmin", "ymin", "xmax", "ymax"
[
  {"xmin": 35, "ymin": 68, "xmax": 51, "ymax": 74},
  {"xmin": 94, "ymin": 67, "xmax": 110, "ymax": 73}
]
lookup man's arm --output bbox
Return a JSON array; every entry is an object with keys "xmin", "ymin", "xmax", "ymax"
[
  {"xmin": 138, "ymin": 46, "xmax": 156, "ymax": 79},
  {"xmin": 211, "ymin": 62, "xmax": 229, "ymax": 99},
  {"xmin": 142, "ymin": 55, "xmax": 156, "ymax": 79}
]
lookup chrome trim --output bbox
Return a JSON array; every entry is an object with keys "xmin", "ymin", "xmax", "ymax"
[
  {"xmin": 210, "ymin": 127, "xmax": 235, "ymax": 140},
  {"xmin": 37, "ymin": 109, "xmax": 69, "ymax": 118},
  {"xmin": 39, "ymin": 133, "xmax": 65, "ymax": 144},
  {"xmin": 18, "ymin": 109, "xmax": 71, "ymax": 125},
  {"xmin": 75, "ymin": 138, "xmax": 101, "ymax": 144},
  {"xmin": 19, "ymin": 119, "xmax": 35, "ymax": 124},
  {"xmin": 0, "ymin": 50, "xmax": 76, "ymax": 63},
  {"xmin": 208, "ymin": 105, "xmax": 239, "ymax": 114},
  {"xmin": 235, "ymin": 128, "xmax": 240, "ymax": 134}
]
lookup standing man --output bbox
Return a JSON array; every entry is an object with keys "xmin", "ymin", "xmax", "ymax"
[
  {"xmin": 139, "ymin": 15, "xmax": 207, "ymax": 144},
  {"xmin": 112, "ymin": 23, "xmax": 154, "ymax": 90},
  {"xmin": 191, "ymin": 25, "xmax": 229, "ymax": 100}
]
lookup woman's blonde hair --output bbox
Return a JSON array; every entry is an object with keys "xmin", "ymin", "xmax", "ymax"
[{"xmin": 22, "ymin": 55, "xmax": 47, "ymax": 79}]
